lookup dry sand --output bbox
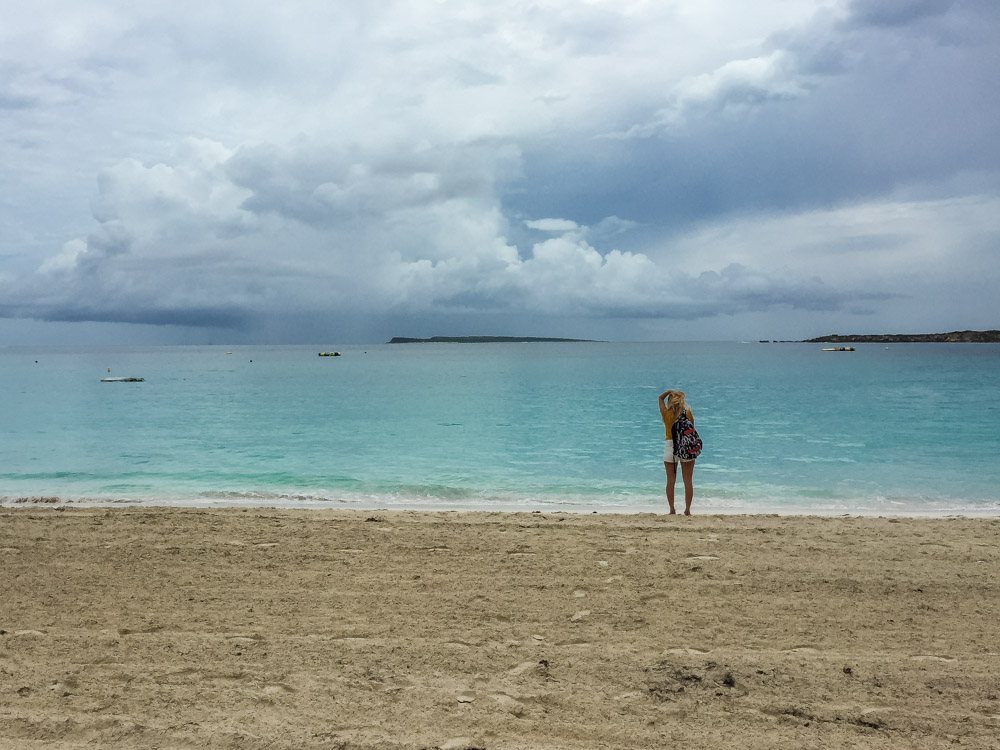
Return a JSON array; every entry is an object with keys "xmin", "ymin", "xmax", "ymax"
[{"xmin": 2, "ymin": 507, "xmax": 999, "ymax": 749}]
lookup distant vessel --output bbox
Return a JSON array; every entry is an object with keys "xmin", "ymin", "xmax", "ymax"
[
  {"xmin": 101, "ymin": 377, "xmax": 145, "ymax": 382},
  {"xmin": 318, "ymin": 352, "xmax": 341, "ymax": 357},
  {"xmin": 821, "ymin": 347, "xmax": 855, "ymax": 352}
]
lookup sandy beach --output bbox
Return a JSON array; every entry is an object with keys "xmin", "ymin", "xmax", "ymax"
[{"xmin": 2, "ymin": 507, "xmax": 999, "ymax": 749}]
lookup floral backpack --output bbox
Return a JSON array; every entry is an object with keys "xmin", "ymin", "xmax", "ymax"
[{"xmin": 671, "ymin": 410, "xmax": 703, "ymax": 460}]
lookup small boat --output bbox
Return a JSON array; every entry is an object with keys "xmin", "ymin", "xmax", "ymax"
[
  {"xmin": 318, "ymin": 351, "xmax": 342, "ymax": 357},
  {"xmin": 100, "ymin": 377, "xmax": 145, "ymax": 382},
  {"xmin": 821, "ymin": 347, "xmax": 855, "ymax": 352}
]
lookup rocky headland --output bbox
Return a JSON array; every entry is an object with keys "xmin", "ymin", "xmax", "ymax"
[{"xmin": 804, "ymin": 329, "xmax": 1000, "ymax": 343}]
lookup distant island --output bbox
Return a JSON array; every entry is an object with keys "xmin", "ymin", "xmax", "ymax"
[
  {"xmin": 803, "ymin": 330, "xmax": 1000, "ymax": 344},
  {"xmin": 387, "ymin": 336, "xmax": 600, "ymax": 344}
]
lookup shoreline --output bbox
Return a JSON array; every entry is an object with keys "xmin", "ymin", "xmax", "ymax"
[
  {"xmin": 3, "ymin": 494, "xmax": 999, "ymax": 518},
  {"xmin": 3, "ymin": 506, "xmax": 1000, "ymax": 748}
]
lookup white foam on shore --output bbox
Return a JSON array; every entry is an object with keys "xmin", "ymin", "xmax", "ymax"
[{"xmin": 4, "ymin": 491, "xmax": 998, "ymax": 518}]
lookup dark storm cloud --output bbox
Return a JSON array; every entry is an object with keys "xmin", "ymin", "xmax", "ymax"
[
  {"xmin": 12, "ymin": 303, "xmax": 251, "ymax": 330},
  {"xmin": 509, "ymin": 0, "xmax": 1000, "ymax": 234},
  {"xmin": 845, "ymin": 0, "xmax": 954, "ymax": 29}
]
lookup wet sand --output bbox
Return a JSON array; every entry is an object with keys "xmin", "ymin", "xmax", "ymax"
[{"xmin": 2, "ymin": 507, "xmax": 999, "ymax": 749}]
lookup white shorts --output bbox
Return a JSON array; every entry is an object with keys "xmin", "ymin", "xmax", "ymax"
[{"xmin": 664, "ymin": 440, "xmax": 695, "ymax": 463}]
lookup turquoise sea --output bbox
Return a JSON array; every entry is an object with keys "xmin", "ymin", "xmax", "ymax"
[{"xmin": 1, "ymin": 342, "xmax": 998, "ymax": 515}]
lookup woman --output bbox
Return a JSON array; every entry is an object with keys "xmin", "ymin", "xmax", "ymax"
[{"xmin": 658, "ymin": 389, "xmax": 696, "ymax": 515}]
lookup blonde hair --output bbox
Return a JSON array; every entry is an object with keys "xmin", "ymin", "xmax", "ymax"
[{"xmin": 664, "ymin": 390, "xmax": 687, "ymax": 424}]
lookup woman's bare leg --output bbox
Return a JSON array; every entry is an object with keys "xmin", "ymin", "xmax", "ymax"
[
  {"xmin": 664, "ymin": 460, "xmax": 677, "ymax": 514},
  {"xmin": 681, "ymin": 459, "xmax": 695, "ymax": 515}
]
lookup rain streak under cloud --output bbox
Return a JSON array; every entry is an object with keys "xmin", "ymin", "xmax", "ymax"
[{"xmin": 1, "ymin": 0, "xmax": 998, "ymax": 344}]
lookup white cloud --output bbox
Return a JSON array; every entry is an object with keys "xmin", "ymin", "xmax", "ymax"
[
  {"xmin": 37, "ymin": 239, "xmax": 87, "ymax": 275},
  {"xmin": 525, "ymin": 218, "xmax": 580, "ymax": 232},
  {"xmin": 672, "ymin": 51, "xmax": 809, "ymax": 111},
  {"xmin": 612, "ymin": 45, "xmax": 819, "ymax": 137},
  {"xmin": 660, "ymin": 193, "xmax": 1000, "ymax": 284},
  {"xmin": 591, "ymin": 216, "xmax": 640, "ymax": 237}
]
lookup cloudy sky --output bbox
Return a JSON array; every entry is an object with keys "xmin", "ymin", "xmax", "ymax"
[{"xmin": 2, "ymin": 0, "xmax": 998, "ymax": 344}]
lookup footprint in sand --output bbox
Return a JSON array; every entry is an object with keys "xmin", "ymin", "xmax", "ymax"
[
  {"xmin": 572, "ymin": 589, "xmax": 587, "ymax": 598},
  {"xmin": 508, "ymin": 661, "xmax": 538, "ymax": 675},
  {"xmin": 614, "ymin": 691, "xmax": 642, "ymax": 700},
  {"xmin": 686, "ymin": 555, "xmax": 720, "ymax": 561},
  {"xmin": 262, "ymin": 683, "xmax": 295, "ymax": 697},
  {"xmin": 226, "ymin": 633, "xmax": 264, "ymax": 642},
  {"xmin": 456, "ymin": 691, "xmax": 476, "ymax": 703},
  {"xmin": 605, "ymin": 575, "xmax": 623, "ymax": 583},
  {"xmin": 570, "ymin": 610, "xmax": 590, "ymax": 622},
  {"xmin": 254, "ymin": 542, "xmax": 279, "ymax": 548},
  {"xmin": 508, "ymin": 660, "xmax": 552, "ymax": 677},
  {"xmin": 48, "ymin": 680, "xmax": 76, "ymax": 697},
  {"xmin": 118, "ymin": 625, "xmax": 165, "ymax": 636},
  {"xmin": 492, "ymin": 694, "xmax": 527, "ymax": 716},
  {"xmin": 154, "ymin": 668, "xmax": 202, "ymax": 685},
  {"xmin": 663, "ymin": 647, "xmax": 710, "ymax": 655}
]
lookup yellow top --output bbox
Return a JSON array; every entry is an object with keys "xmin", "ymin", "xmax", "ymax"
[{"xmin": 659, "ymin": 403, "xmax": 693, "ymax": 441}]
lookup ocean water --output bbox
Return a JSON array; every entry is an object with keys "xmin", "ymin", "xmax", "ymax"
[{"xmin": 1, "ymin": 342, "xmax": 998, "ymax": 515}]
